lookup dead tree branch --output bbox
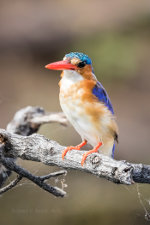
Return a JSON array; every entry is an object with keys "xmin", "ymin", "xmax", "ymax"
[
  {"xmin": 0, "ymin": 106, "xmax": 150, "ymax": 197},
  {"xmin": 0, "ymin": 128, "xmax": 150, "ymax": 185},
  {"xmin": 0, "ymin": 174, "xmax": 22, "ymax": 195},
  {"xmin": 0, "ymin": 106, "xmax": 68, "ymax": 197},
  {"xmin": 0, "ymin": 148, "xmax": 66, "ymax": 197},
  {"xmin": 6, "ymin": 106, "xmax": 68, "ymax": 136}
]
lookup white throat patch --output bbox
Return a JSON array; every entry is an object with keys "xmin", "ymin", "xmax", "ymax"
[{"xmin": 60, "ymin": 70, "xmax": 84, "ymax": 91}]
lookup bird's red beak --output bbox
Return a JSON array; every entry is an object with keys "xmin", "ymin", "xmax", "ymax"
[{"xmin": 45, "ymin": 60, "xmax": 77, "ymax": 71}]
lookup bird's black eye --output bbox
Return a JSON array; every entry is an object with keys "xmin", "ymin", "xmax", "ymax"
[{"xmin": 77, "ymin": 61, "xmax": 86, "ymax": 68}]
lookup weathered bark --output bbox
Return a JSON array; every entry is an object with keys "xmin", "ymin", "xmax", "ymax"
[
  {"xmin": 0, "ymin": 106, "xmax": 67, "ymax": 196},
  {"xmin": 0, "ymin": 106, "xmax": 150, "ymax": 197}
]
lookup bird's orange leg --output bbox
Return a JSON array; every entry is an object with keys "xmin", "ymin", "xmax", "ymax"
[
  {"xmin": 81, "ymin": 142, "xmax": 102, "ymax": 166},
  {"xmin": 62, "ymin": 140, "xmax": 87, "ymax": 160}
]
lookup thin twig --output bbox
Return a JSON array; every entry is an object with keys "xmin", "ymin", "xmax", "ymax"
[
  {"xmin": 0, "ymin": 175, "xmax": 22, "ymax": 195},
  {"xmin": 31, "ymin": 112, "xmax": 68, "ymax": 127},
  {"xmin": 0, "ymin": 155, "xmax": 66, "ymax": 197},
  {"xmin": 39, "ymin": 170, "xmax": 67, "ymax": 181}
]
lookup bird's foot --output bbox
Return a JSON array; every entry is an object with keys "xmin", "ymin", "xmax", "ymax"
[
  {"xmin": 62, "ymin": 140, "xmax": 87, "ymax": 160},
  {"xmin": 81, "ymin": 142, "xmax": 102, "ymax": 166}
]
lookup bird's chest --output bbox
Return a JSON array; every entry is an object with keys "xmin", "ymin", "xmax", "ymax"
[
  {"xmin": 59, "ymin": 73, "xmax": 90, "ymax": 132},
  {"xmin": 60, "ymin": 86, "xmax": 93, "ymax": 142},
  {"xmin": 59, "ymin": 82, "xmax": 84, "ymax": 119},
  {"xmin": 59, "ymin": 71, "xmax": 84, "ymax": 112}
]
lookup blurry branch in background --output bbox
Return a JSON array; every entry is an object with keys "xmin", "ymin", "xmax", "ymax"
[
  {"xmin": 0, "ymin": 106, "xmax": 150, "ymax": 198},
  {"xmin": 6, "ymin": 106, "xmax": 68, "ymax": 136}
]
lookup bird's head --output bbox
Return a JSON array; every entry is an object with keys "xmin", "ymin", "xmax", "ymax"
[{"xmin": 45, "ymin": 52, "xmax": 95, "ymax": 80}]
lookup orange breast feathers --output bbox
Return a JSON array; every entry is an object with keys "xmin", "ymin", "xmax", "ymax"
[
  {"xmin": 63, "ymin": 78, "xmax": 115, "ymax": 122},
  {"xmin": 59, "ymin": 76, "xmax": 97, "ymax": 102}
]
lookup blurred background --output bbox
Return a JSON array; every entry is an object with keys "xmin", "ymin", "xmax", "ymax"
[{"xmin": 0, "ymin": 0, "xmax": 150, "ymax": 224}]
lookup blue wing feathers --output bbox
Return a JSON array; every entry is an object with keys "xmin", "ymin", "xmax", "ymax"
[
  {"xmin": 92, "ymin": 81, "xmax": 116, "ymax": 155},
  {"xmin": 112, "ymin": 143, "xmax": 115, "ymax": 158},
  {"xmin": 92, "ymin": 81, "xmax": 114, "ymax": 114}
]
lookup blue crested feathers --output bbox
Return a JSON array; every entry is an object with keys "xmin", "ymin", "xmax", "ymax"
[{"xmin": 65, "ymin": 52, "xmax": 92, "ymax": 65}]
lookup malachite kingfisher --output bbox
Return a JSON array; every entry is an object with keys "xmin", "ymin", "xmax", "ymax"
[{"xmin": 45, "ymin": 52, "xmax": 118, "ymax": 166}]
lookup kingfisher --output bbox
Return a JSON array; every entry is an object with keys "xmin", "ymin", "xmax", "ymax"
[{"xmin": 45, "ymin": 52, "xmax": 118, "ymax": 166}]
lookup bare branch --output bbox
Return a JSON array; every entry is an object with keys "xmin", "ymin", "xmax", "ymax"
[
  {"xmin": 7, "ymin": 106, "xmax": 68, "ymax": 136},
  {"xmin": 0, "ymin": 106, "xmax": 68, "ymax": 196},
  {"xmin": 0, "ymin": 175, "xmax": 22, "ymax": 195},
  {"xmin": 39, "ymin": 170, "xmax": 67, "ymax": 181},
  {"xmin": 0, "ymin": 129, "xmax": 150, "ymax": 185},
  {"xmin": 31, "ymin": 112, "xmax": 68, "ymax": 127},
  {"xmin": 0, "ymin": 163, "xmax": 12, "ymax": 188},
  {"xmin": 0, "ymin": 106, "xmax": 150, "ymax": 198},
  {"xmin": 0, "ymin": 147, "xmax": 66, "ymax": 197},
  {"xmin": 0, "ymin": 106, "xmax": 67, "ymax": 187}
]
